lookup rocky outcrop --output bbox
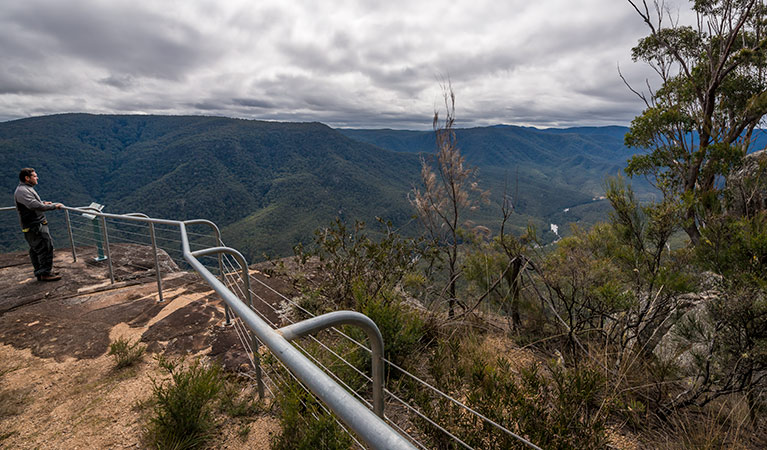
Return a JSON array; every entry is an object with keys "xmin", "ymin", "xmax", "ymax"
[
  {"xmin": 0, "ymin": 244, "xmax": 292, "ymax": 369},
  {"xmin": 725, "ymin": 149, "xmax": 767, "ymax": 216}
]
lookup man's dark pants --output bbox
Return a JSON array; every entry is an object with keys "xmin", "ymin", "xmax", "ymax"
[{"xmin": 23, "ymin": 223, "xmax": 54, "ymax": 277}]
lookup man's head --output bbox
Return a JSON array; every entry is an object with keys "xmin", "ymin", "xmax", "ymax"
[{"xmin": 19, "ymin": 168, "xmax": 38, "ymax": 186}]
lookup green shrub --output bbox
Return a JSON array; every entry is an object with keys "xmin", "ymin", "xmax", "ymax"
[
  {"xmin": 108, "ymin": 337, "xmax": 146, "ymax": 369},
  {"xmin": 145, "ymin": 358, "xmax": 223, "ymax": 450},
  {"xmin": 409, "ymin": 336, "xmax": 610, "ymax": 449},
  {"xmin": 271, "ymin": 375, "xmax": 352, "ymax": 450},
  {"xmin": 352, "ymin": 289, "xmax": 427, "ymax": 380}
]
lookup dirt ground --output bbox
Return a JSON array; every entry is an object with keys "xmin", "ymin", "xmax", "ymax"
[{"xmin": 0, "ymin": 246, "xmax": 290, "ymax": 449}]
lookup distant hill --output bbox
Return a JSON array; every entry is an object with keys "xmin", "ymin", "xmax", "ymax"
[
  {"xmin": 0, "ymin": 114, "xmax": 420, "ymax": 259},
  {"xmin": 1, "ymin": 114, "xmax": 649, "ymax": 260},
  {"xmin": 340, "ymin": 124, "xmax": 653, "ymax": 232}
]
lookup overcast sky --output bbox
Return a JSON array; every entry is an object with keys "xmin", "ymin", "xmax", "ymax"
[{"xmin": 0, "ymin": 0, "xmax": 690, "ymax": 129}]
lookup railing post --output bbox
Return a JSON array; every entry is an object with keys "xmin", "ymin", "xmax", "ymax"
[
  {"xmin": 99, "ymin": 216, "xmax": 115, "ymax": 284},
  {"xmin": 219, "ymin": 258, "xmax": 231, "ymax": 326},
  {"xmin": 64, "ymin": 209, "xmax": 77, "ymax": 262},
  {"xmin": 184, "ymin": 220, "xmax": 232, "ymax": 325},
  {"xmin": 251, "ymin": 333, "xmax": 265, "ymax": 399},
  {"xmin": 190, "ymin": 245, "xmax": 252, "ymax": 315}
]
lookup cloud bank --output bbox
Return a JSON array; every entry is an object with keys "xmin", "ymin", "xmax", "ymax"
[{"xmin": 0, "ymin": 0, "xmax": 680, "ymax": 129}]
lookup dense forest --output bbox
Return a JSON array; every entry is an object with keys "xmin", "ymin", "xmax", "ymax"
[{"xmin": 0, "ymin": 114, "xmax": 649, "ymax": 259}]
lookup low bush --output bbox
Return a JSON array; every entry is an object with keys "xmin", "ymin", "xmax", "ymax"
[
  {"xmin": 408, "ymin": 335, "xmax": 610, "ymax": 449},
  {"xmin": 350, "ymin": 288, "xmax": 428, "ymax": 380},
  {"xmin": 271, "ymin": 374, "xmax": 352, "ymax": 450},
  {"xmin": 144, "ymin": 357, "xmax": 223, "ymax": 450},
  {"xmin": 218, "ymin": 374, "xmax": 262, "ymax": 418},
  {"xmin": 108, "ymin": 337, "xmax": 146, "ymax": 369}
]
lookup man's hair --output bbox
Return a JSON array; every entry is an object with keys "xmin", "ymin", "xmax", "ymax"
[{"xmin": 19, "ymin": 168, "xmax": 36, "ymax": 182}]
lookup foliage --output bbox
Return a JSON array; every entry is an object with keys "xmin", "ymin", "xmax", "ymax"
[
  {"xmin": 664, "ymin": 212, "xmax": 767, "ymax": 419},
  {"xmin": 409, "ymin": 86, "xmax": 488, "ymax": 317},
  {"xmin": 624, "ymin": 0, "xmax": 767, "ymax": 244},
  {"xmin": 271, "ymin": 374, "xmax": 352, "ymax": 450},
  {"xmin": 407, "ymin": 335, "xmax": 610, "ymax": 449},
  {"xmin": 145, "ymin": 357, "xmax": 224, "ymax": 450},
  {"xmin": 464, "ymin": 200, "xmax": 537, "ymax": 329},
  {"xmin": 108, "ymin": 337, "xmax": 146, "ymax": 369},
  {"xmin": 537, "ymin": 177, "xmax": 695, "ymax": 361},
  {"xmin": 218, "ymin": 374, "xmax": 263, "ymax": 418},
  {"xmin": 293, "ymin": 217, "xmax": 420, "ymax": 309},
  {"xmin": 346, "ymin": 288, "xmax": 430, "ymax": 381},
  {"xmin": 647, "ymin": 402, "xmax": 756, "ymax": 449}
]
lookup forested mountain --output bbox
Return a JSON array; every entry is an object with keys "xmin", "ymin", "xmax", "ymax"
[
  {"xmin": 340, "ymin": 124, "xmax": 654, "ymax": 233},
  {"xmin": 0, "ymin": 114, "xmax": 420, "ymax": 258},
  {"xmin": 1, "ymin": 114, "xmax": 646, "ymax": 259}
]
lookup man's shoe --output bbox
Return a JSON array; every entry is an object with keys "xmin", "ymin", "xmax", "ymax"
[{"xmin": 39, "ymin": 274, "xmax": 62, "ymax": 282}]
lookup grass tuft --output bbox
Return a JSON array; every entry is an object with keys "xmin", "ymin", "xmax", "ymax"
[
  {"xmin": 144, "ymin": 357, "xmax": 223, "ymax": 450},
  {"xmin": 108, "ymin": 337, "xmax": 146, "ymax": 369}
]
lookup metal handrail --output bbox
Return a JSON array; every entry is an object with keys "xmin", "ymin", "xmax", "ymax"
[
  {"xmin": 278, "ymin": 311, "xmax": 385, "ymax": 418},
  {"xmin": 190, "ymin": 246, "xmax": 252, "ymax": 307},
  {"xmin": 1, "ymin": 205, "xmax": 414, "ymax": 449},
  {"xmin": 179, "ymin": 222, "xmax": 412, "ymax": 449}
]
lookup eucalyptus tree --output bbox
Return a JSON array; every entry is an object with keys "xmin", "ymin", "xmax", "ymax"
[
  {"xmin": 410, "ymin": 87, "xmax": 487, "ymax": 318},
  {"xmin": 624, "ymin": 0, "xmax": 767, "ymax": 244}
]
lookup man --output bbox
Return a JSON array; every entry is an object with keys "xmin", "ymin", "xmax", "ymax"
[{"xmin": 14, "ymin": 168, "xmax": 63, "ymax": 281}]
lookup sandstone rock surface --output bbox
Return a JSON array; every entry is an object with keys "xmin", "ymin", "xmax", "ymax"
[{"xmin": 0, "ymin": 244, "xmax": 292, "ymax": 448}]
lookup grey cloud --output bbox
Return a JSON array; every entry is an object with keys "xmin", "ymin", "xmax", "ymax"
[
  {"xmin": 2, "ymin": 0, "xmax": 220, "ymax": 81},
  {"xmin": 192, "ymin": 101, "xmax": 226, "ymax": 111},
  {"xmin": 0, "ymin": 68, "xmax": 56, "ymax": 95},
  {"xmin": 100, "ymin": 74, "xmax": 136, "ymax": 89},
  {"xmin": 105, "ymin": 97, "xmax": 176, "ymax": 112},
  {"xmin": 233, "ymin": 98, "xmax": 276, "ymax": 109},
  {"xmin": 0, "ymin": 1, "xmax": 671, "ymax": 129}
]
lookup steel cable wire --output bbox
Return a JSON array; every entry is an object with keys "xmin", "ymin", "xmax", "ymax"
[
  {"xmin": 219, "ymin": 258, "xmax": 375, "ymax": 448},
  {"xmin": 243, "ymin": 264, "xmax": 540, "ymax": 449},
  {"xmin": 219, "ymin": 259, "xmax": 377, "ymax": 387},
  {"xmin": 219, "ymin": 266, "xmax": 433, "ymax": 450},
  {"xmin": 219, "ymin": 279, "xmax": 365, "ymax": 449},
  {"xmin": 266, "ymin": 349, "xmax": 366, "ymax": 449},
  {"xmin": 218, "ymin": 263, "xmax": 377, "ymax": 390},
  {"xmin": 382, "ymin": 359, "xmax": 541, "ymax": 450},
  {"xmin": 382, "ymin": 386, "xmax": 473, "ymax": 450},
  {"xmin": 217, "ymin": 245, "xmax": 535, "ymax": 449}
]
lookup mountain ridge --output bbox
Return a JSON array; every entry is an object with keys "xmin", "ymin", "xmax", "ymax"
[{"xmin": 3, "ymin": 113, "xmax": 646, "ymax": 259}]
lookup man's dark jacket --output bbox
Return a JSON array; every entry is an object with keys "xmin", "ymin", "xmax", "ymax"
[{"xmin": 14, "ymin": 182, "xmax": 55, "ymax": 229}]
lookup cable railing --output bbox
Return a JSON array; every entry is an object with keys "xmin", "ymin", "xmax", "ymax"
[
  {"xmin": 218, "ymin": 251, "xmax": 542, "ymax": 450},
  {"xmin": 1, "ymin": 204, "xmax": 543, "ymax": 449},
  {"xmin": 1, "ymin": 204, "xmax": 415, "ymax": 450}
]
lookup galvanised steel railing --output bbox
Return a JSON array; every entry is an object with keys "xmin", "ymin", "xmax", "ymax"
[
  {"xmin": 1, "ymin": 204, "xmax": 414, "ymax": 450},
  {"xmin": 3, "ymin": 204, "xmax": 544, "ymax": 449}
]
